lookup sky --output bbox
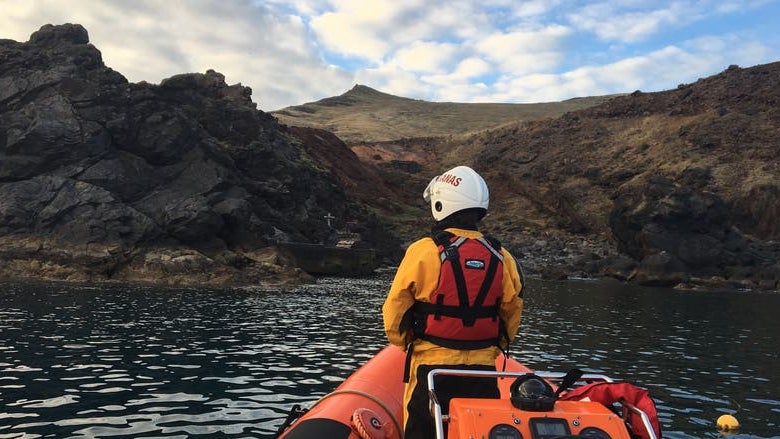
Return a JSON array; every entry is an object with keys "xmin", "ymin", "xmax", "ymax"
[{"xmin": 1, "ymin": 0, "xmax": 779, "ymax": 111}]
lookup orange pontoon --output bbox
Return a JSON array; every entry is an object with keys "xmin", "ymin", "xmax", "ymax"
[{"xmin": 276, "ymin": 345, "xmax": 661, "ymax": 439}]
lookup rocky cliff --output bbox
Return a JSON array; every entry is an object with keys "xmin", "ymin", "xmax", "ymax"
[
  {"xmin": 0, "ymin": 24, "xmax": 395, "ymax": 286},
  {"xmin": 275, "ymin": 62, "xmax": 780, "ymax": 292}
]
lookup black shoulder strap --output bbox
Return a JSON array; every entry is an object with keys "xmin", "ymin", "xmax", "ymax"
[
  {"xmin": 432, "ymin": 230, "xmax": 455, "ymax": 247},
  {"xmin": 484, "ymin": 234, "xmax": 501, "ymax": 251},
  {"xmin": 432, "ymin": 231, "xmax": 471, "ymax": 326},
  {"xmin": 471, "ymin": 247, "xmax": 501, "ymax": 310},
  {"xmin": 467, "ymin": 237, "xmax": 503, "ymax": 326}
]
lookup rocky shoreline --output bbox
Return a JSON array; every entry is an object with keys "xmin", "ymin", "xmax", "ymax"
[
  {"xmin": 0, "ymin": 235, "xmax": 314, "ymax": 288},
  {"xmin": 1, "ymin": 229, "xmax": 776, "ymax": 293},
  {"xmin": 508, "ymin": 232, "xmax": 780, "ymax": 293}
]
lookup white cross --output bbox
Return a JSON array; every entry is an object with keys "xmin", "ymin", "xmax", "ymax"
[{"xmin": 324, "ymin": 212, "xmax": 336, "ymax": 228}]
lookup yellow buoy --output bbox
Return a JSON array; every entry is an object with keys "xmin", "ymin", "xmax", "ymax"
[{"xmin": 716, "ymin": 414, "xmax": 739, "ymax": 432}]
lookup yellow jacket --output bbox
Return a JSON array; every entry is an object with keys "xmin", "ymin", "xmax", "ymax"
[{"xmin": 382, "ymin": 228, "xmax": 524, "ymax": 367}]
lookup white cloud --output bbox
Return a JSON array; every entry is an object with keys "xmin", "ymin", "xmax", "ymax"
[
  {"xmin": 433, "ymin": 82, "xmax": 492, "ymax": 103},
  {"xmin": 308, "ymin": 0, "xmax": 423, "ymax": 62},
  {"xmin": 0, "ymin": 0, "xmax": 354, "ymax": 110},
  {"xmin": 420, "ymin": 58, "xmax": 492, "ymax": 88},
  {"xmin": 683, "ymin": 34, "xmax": 776, "ymax": 66},
  {"xmin": 442, "ymin": 36, "xmax": 763, "ymax": 105},
  {"xmin": 264, "ymin": 0, "xmax": 330, "ymax": 16},
  {"xmin": 309, "ymin": 13, "xmax": 388, "ymax": 62},
  {"xmin": 509, "ymin": 0, "xmax": 563, "ymax": 18},
  {"xmin": 394, "ymin": 41, "xmax": 460, "ymax": 73},
  {"xmin": 1, "ymin": 0, "xmax": 778, "ymax": 110},
  {"xmin": 484, "ymin": 43, "xmax": 727, "ymax": 104},
  {"xmin": 476, "ymin": 25, "xmax": 571, "ymax": 74},
  {"xmin": 712, "ymin": 0, "xmax": 774, "ymax": 14},
  {"xmin": 452, "ymin": 57, "xmax": 493, "ymax": 80},
  {"xmin": 566, "ymin": 1, "xmax": 707, "ymax": 43},
  {"xmin": 307, "ymin": 0, "xmax": 494, "ymax": 63}
]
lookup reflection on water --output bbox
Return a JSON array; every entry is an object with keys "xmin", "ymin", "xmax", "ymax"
[
  {"xmin": 0, "ymin": 276, "xmax": 388, "ymax": 438},
  {"xmin": 515, "ymin": 280, "xmax": 780, "ymax": 439},
  {"xmin": 0, "ymin": 275, "xmax": 778, "ymax": 438}
]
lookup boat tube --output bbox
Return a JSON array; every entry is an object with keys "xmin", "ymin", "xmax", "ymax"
[
  {"xmin": 276, "ymin": 345, "xmax": 406, "ymax": 439},
  {"xmin": 275, "ymin": 345, "xmax": 661, "ymax": 439}
]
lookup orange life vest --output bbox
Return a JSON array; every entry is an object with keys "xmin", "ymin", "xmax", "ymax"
[{"xmin": 412, "ymin": 231, "xmax": 507, "ymax": 350}]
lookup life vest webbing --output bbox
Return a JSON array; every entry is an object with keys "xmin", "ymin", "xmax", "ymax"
[
  {"xmin": 417, "ymin": 334, "xmax": 498, "ymax": 350},
  {"xmin": 414, "ymin": 301, "xmax": 500, "ymax": 320},
  {"xmin": 441, "ymin": 236, "xmax": 473, "ymax": 325},
  {"xmin": 469, "ymin": 244, "xmax": 501, "ymax": 326},
  {"xmin": 435, "ymin": 233, "xmax": 502, "ymax": 328}
]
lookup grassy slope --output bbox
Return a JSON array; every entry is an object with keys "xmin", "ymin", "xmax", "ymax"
[{"xmin": 273, "ymin": 85, "xmax": 617, "ymax": 144}]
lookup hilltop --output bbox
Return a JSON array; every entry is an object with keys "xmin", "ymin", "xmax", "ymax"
[{"xmin": 273, "ymin": 85, "xmax": 615, "ymax": 143}]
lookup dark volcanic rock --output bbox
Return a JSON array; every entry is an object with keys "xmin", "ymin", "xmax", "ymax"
[
  {"xmin": 0, "ymin": 24, "xmax": 394, "ymax": 285},
  {"xmin": 609, "ymin": 174, "xmax": 780, "ymax": 289}
]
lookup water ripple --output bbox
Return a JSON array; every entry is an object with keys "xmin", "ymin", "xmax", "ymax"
[{"xmin": 1, "ymin": 277, "xmax": 778, "ymax": 438}]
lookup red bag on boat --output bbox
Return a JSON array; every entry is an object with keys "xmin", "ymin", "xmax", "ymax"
[{"xmin": 560, "ymin": 382, "xmax": 662, "ymax": 439}]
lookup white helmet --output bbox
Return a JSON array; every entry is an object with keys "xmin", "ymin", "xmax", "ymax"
[{"xmin": 423, "ymin": 165, "xmax": 489, "ymax": 221}]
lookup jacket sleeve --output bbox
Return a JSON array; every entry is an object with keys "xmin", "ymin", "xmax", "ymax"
[
  {"xmin": 382, "ymin": 238, "xmax": 440, "ymax": 348},
  {"xmin": 499, "ymin": 248, "xmax": 524, "ymax": 343}
]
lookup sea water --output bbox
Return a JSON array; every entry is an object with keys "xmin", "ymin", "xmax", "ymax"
[{"xmin": 1, "ymin": 274, "xmax": 778, "ymax": 438}]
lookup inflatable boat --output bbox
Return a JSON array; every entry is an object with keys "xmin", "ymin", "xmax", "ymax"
[{"xmin": 275, "ymin": 345, "xmax": 661, "ymax": 439}]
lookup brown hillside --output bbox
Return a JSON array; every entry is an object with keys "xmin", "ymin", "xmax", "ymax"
[
  {"xmin": 273, "ymin": 85, "xmax": 616, "ymax": 144},
  {"xmin": 285, "ymin": 62, "xmax": 780, "ymax": 290},
  {"xmin": 473, "ymin": 62, "xmax": 780, "ymax": 241}
]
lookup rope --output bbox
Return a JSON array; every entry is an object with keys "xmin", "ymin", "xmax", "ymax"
[
  {"xmin": 352, "ymin": 411, "xmax": 373, "ymax": 439},
  {"xmin": 308, "ymin": 389, "xmax": 403, "ymax": 438}
]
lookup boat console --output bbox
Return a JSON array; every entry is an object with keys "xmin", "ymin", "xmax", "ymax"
[{"xmin": 427, "ymin": 369, "xmax": 658, "ymax": 439}]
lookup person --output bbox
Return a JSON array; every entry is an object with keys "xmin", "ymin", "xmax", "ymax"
[{"xmin": 382, "ymin": 165, "xmax": 525, "ymax": 438}]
